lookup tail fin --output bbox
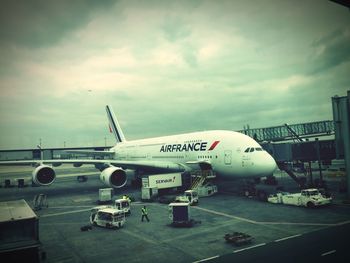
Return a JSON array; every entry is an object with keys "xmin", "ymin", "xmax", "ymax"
[{"xmin": 106, "ymin": 105, "xmax": 126, "ymax": 143}]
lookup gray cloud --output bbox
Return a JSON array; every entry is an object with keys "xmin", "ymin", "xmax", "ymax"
[
  {"xmin": 0, "ymin": 0, "xmax": 115, "ymax": 48},
  {"xmin": 0, "ymin": 0, "xmax": 349, "ymax": 149},
  {"xmin": 162, "ymin": 16, "xmax": 191, "ymax": 42},
  {"xmin": 309, "ymin": 29, "xmax": 350, "ymax": 74}
]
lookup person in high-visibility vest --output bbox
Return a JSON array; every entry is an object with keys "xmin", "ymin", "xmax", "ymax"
[
  {"xmin": 141, "ymin": 205, "xmax": 150, "ymax": 222},
  {"xmin": 122, "ymin": 195, "xmax": 131, "ymax": 203}
]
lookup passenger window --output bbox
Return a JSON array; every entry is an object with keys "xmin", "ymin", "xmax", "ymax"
[
  {"xmin": 249, "ymin": 148, "xmax": 254, "ymax": 152},
  {"xmin": 255, "ymin": 148, "xmax": 263, "ymax": 151},
  {"xmin": 244, "ymin": 148, "xmax": 250, "ymax": 153}
]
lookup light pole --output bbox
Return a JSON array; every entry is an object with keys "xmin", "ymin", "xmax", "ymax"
[{"xmin": 37, "ymin": 144, "xmax": 42, "ymax": 161}]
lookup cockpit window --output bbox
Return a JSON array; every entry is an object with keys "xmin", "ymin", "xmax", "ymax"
[{"xmin": 245, "ymin": 147, "xmax": 264, "ymax": 153}]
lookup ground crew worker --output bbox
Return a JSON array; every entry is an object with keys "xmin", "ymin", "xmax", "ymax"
[
  {"xmin": 122, "ymin": 195, "xmax": 131, "ymax": 203},
  {"xmin": 141, "ymin": 205, "xmax": 150, "ymax": 222}
]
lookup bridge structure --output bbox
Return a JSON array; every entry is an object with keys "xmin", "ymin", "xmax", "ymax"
[
  {"xmin": 238, "ymin": 120, "xmax": 338, "ymax": 189},
  {"xmin": 238, "ymin": 120, "xmax": 334, "ymax": 142}
]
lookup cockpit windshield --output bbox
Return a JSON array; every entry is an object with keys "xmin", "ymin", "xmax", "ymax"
[{"xmin": 244, "ymin": 147, "xmax": 264, "ymax": 153}]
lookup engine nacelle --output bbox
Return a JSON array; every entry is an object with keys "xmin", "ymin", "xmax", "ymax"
[
  {"xmin": 100, "ymin": 166, "xmax": 127, "ymax": 188},
  {"xmin": 32, "ymin": 165, "xmax": 56, "ymax": 186}
]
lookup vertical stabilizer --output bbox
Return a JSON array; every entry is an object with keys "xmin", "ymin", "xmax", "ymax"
[{"xmin": 106, "ymin": 105, "xmax": 126, "ymax": 143}]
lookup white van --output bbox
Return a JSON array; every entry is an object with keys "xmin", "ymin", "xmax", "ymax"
[{"xmin": 90, "ymin": 206, "xmax": 125, "ymax": 229}]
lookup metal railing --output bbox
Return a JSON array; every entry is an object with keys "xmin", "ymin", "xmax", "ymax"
[{"xmin": 238, "ymin": 120, "xmax": 334, "ymax": 142}]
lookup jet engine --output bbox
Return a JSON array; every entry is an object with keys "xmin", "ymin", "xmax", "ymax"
[
  {"xmin": 99, "ymin": 166, "xmax": 127, "ymax": 188},
  {"xmin": 32, "ymin": 165, "xmax": 56, "ymax": 186}
]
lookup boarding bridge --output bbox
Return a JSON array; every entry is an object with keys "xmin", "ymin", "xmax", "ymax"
[{"xmin": 238, "ymin": 120, "xmax": 334, "ymax": 142}]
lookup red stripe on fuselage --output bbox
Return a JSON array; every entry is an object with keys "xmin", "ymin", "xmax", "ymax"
[{"xmin": 208, "ymin": 141, "xmax": 220, "ymax": 150}]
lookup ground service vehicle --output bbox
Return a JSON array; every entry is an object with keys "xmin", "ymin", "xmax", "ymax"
[
  {"xmin": 98, "ymin": 188, "xmax": 113, "ymax": 204},
  {"xmin": 267, "ymin": 188, "xmax": 332, "ymax": 208},
  {"xmin": 90, "ymin": 206, "xmax": 125, "ymax": 228},
  {"xmin": 197, "ymin": 184, "xmax": 218, "ymax": 197},
  {"xmin": 224, "ymin": 232, "xmax": 254, "ymax": 246},
  {"xmin": 175, "ymin": 190, "xmax": 199, "ymax": 205},
  {"xmin": 169, "ymin": 202, "xmax": 194, "ymax": 227},
  {"xmin": 0, "ymin": 200, "xmax": 43, "ymax": 262},
  {"xmin": 115, "ymin": 198, "xmax": 131, "ymax": 215}
]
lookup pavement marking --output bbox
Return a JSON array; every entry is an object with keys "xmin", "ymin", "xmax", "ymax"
[
  {"xmin": 274, "ymin": 234, "xmax": 302, "ymax": 242},
  {"xmin": 40, "ymin": 208, "xmax": 91, "ymax": 217},
  {"xmin": 193, "ymin": 255, "xmax": 219, "ymax": 263},
  {"xmin": 193, "ymin": 206, "xmax": 349, "ymax": 227},
  {"xmin": 260, "ymin": 221, "xmax": 334, "ymax": 226},
  {"xmin": 162, "ymin": 219, "xmax": 236, "ymax": 243},
  {"xmin": 49, "ymin": 206, "xmax": 92, "ymax": 209},
  {"xmin": 321, "ymin": 250, "xmax": 336, "ymax": 256},
  {"xmin": 233, "ymin": 243, "xmax": 266, "ymax": 253},
  {"xmin": 192, "ymin": 206, "xmax": 258, "ymax": 224},
  {"xmin": 335, "ymin": 220, "xmax": 350, "ymax": 226},
  {"xmin": 72, "ymin": 197, "xmax": 92, "ymax": 202},
  {"xmin": 122, "ymin": 229, "xmax": 158, "ymax": 245},
  {"xmin": 40, "ymin": 222, "xmax": 83, "ymax": 226}
]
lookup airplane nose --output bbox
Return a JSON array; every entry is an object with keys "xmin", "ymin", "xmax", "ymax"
[
  {"xmin": 265, "ymin": 153, "xmax": 277, "ymax": 174},
  {"xmin": 266, "ymin": 154, "xmax": 277, "ymax": 174}
]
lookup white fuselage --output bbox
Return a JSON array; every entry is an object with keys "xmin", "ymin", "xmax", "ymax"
[{"xmin": 110, "ymin": 130, "xmax": 277, "ymax": 179}]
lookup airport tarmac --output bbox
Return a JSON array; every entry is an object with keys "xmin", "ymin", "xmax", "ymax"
[{"xmin": 0, "ymin": 166, "xmax": 349, "ymax": 263}]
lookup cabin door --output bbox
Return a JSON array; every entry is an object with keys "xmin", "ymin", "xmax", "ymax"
[{"xmin": 224, "ymin": 150, "xmax": 232, "ymax": 165}]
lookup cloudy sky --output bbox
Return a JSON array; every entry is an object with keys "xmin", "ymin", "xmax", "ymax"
[{"xmin": 0, "ymin": 0, "xmax": 349, "ymax": 149}]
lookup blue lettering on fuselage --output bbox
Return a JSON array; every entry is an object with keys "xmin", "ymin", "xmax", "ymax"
[{"xmin": 160, "ymin": 142, "xmax": 208, "ymax": 152}]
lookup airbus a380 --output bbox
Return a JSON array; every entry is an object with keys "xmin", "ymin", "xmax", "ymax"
[{"xmin": 0, "ymin": 106, "xmax": 277, "ymax": 188}]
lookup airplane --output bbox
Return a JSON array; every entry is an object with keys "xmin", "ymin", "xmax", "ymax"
[{"xmin": 0, "ymin": 105, "xmax": 277, "ymax": 188}]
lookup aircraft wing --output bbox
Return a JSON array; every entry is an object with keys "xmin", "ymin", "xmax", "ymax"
[
  {"xmin": 64, "ymin": 150, "xmax": 115, "ymax": 157},
  {"xmin": 0, "ymin": 159, "xmax": 187, "ymax": 172}
]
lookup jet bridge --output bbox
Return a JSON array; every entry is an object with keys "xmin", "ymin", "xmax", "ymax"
[
  {"xmin": 239, "ymin": 120, "xmax": 334, "ymax": 142},
  {"xmin": 332, "ymin": 91, "xmax": 350, "ymax": 198}
]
